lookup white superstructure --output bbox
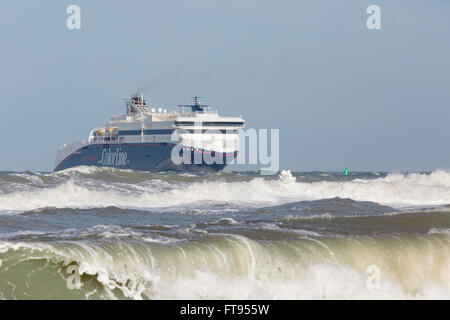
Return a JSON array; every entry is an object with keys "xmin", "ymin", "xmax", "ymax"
[{"xmin": 54, "ymin": 95, "xmax": 245, "ymax": 172}]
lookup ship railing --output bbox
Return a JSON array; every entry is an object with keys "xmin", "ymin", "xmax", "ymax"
[
  {"xmin": 89, "ymin": 137, "xmax": 122, "ymax": 143},
  {"xmin": 177, "ymin": 111, "xmax": 218, "ymax": 116}
]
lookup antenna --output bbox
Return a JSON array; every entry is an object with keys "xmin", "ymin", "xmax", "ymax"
[
  {"xmin": 178, "ymin": 96, "xmax": 209, "ymax": 112},
  {"xmin": 193, "ymin": 96, "xmax": 201, "ymax": 106}
]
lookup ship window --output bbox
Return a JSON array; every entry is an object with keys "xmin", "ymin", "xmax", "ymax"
[
  {"xmin": 175, "ymin": 121, "xmax": 244, "ymax": 127},
  {"xmin": 119, "ymin": 129, "xmax": 174, "ymax": 136},
  {"xmin": 185, "ymin": 129, "xmax": 237, "ymax": 134}
]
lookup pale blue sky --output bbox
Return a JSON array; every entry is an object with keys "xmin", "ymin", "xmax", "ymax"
[{"xmin": 0, "ymin": 0, "xmax": 449, "ymax": 172}]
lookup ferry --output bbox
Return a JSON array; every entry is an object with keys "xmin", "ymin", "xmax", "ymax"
[{"xmin": 54, "ymin": 95, "xmax": 245, "ymax": 172}]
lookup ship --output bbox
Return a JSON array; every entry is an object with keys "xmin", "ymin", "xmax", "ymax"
[{"xmin": 54, "ymin": 95, "xmax": 245, "ymax": 172}]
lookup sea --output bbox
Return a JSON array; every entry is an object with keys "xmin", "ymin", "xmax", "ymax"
[{"xmin": 0, "ymin": 167, "xmax": 449, "ymax": 299}]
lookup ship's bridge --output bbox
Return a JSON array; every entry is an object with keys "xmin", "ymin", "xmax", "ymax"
[
  {"xmin": 174, "ymin": 116, "xmax": 245, "ymax": 130},
  {"xmin": 174, "ymin": 96, "xmax": 244, "ymax": 130}
]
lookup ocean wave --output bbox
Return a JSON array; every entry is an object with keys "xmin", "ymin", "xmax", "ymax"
[
  {"xmin": 258, "ymin": 197, "xmax": 395, "ymax": 217},
  {"xmin": 279, "ymin": 209, "xmax": 450, "ymax": 236},
  {"xmin": 1, "ymin": 170, "xmax": 450, "ymax": 212},
  {"xmin": 0, "ymin": 233, "xmax": 449, "ymax": 299},
  {"xmin": 428, "ymin": 228, "xmax": 450, "ymax": 235}
]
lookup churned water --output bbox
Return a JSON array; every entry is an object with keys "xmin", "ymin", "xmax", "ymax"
[{"xmin": 0, "ymin": 167, "xmax": 449, "ymax": 299}]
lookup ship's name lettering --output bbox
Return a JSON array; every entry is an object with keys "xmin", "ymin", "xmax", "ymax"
[{"xmin": 101, "ymin": 148, "xmax": 128, "ymax": 166}]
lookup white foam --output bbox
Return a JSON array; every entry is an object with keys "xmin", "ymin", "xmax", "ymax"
[
  {"xmin": 428, "ymin": 228, "xmax": 450, "ymax": 235},
  {"xmin": 13, "ymin": 173, "xmax": 44, "ymax": 185},
  {"xmin": 209, "ymin": 218, "xmax": 240, "ymax": 225},
  {"xmin": 1, "ymin": 236, "xmax": 450, "ymax": 300},
  {"xmin": 58, "ymin": 166, "xmax": 134, "ymax": 175},
  {"xmin": 255, "ymin": 221, "xmax": 322, "ymax": 236},
  {"xmin": 279, "ymin": 170, "xmax": 296, "ymax": 183},
  {"xmin": 81, "ymin": 225, "xmax": 143, "ymax": 239},
  {"xmin": 1, "ymin": 170, "xmax": 450, "ymax": 212},
  {"xmin": 0, "ymin": 230, "xmax": 46, "ymax": 238}
]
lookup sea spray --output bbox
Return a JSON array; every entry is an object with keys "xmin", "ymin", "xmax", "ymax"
[
  {"xmin": 1, "ymin": 168, "xmax": 450, "ymax": 299},
  {"xmin": 2, "ymin": 169, "xmax": 450, "ymax": 212},
  {"xmin": 0, "ymin": 233, "xmax": 449, "ymax": 299}
]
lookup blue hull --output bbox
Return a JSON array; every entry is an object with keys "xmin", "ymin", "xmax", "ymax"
[{"xmin": 54, "ymin": 143, "xmax": 237, "ymax": 172}]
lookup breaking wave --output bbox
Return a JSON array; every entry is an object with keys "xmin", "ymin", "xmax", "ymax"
[
  {"xmin": 1, "ymin": 233, "xmax": 449, "ymax": 299},
  {"xmin": 1, "ymin": 169, "xmax": 450, "ymax": 212}
]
